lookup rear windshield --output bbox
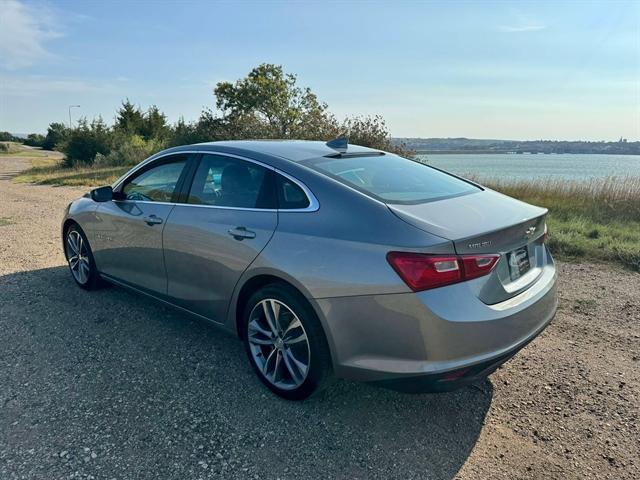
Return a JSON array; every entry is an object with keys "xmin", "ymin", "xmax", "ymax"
[{"xmin": 305, "ymin": 154, "xmax": 479, "ymax": 204}]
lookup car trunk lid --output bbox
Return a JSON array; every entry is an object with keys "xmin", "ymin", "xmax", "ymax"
[{"xmin": 388, "ymin": 189, "xmax": 549, "ymax": 304}]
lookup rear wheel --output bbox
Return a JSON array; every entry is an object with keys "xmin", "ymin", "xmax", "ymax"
[
  {"xmin": 242, "ymin": 284, "xmax": 332, "ymax": 400},
  {"xmin": 64, "ymin": 224, "xmax": 102, "ymax": 290}
]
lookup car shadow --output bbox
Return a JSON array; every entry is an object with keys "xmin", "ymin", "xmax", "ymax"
[{"xmin": 1, "ymin": 266, "xmax": 493, "ymax": 479}]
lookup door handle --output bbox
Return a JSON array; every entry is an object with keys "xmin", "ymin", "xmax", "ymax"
[
  {"xmin": 228, "ymin": 226, "xmax": 256, "ymax": 240},
  {"xmin": 144, "ymin": 214, "xmax": 163, "ymax": 226}
]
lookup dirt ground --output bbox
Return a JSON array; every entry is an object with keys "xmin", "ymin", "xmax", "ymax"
[{"xmin": 1, "ymin": 155, "xmax": 638, "ymax": 479}]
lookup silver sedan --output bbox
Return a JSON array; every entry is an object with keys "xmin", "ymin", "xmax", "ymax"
[{"xmin": 61, "ymin": 139, "xmax": 557, "ymax": 400}]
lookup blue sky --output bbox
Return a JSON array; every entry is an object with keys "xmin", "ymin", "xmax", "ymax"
[{"xmin": 1, "ymin": 0, "xmax": 638, "ymax": 140}]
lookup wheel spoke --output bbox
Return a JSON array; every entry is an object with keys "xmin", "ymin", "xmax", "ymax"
[
  {"xmin": 67, "ymin": 234, "xmax": 79, "ymax": 255},
  {"xmin": 248, "ymin": 319, "xmax": 272, "ymax": 338},
  {"xmin": 273, "ymin": 350, "xmax": 281, "ymax": 383},
  {"xmin": 68, "ymin": 255, "xmax": 79, "ymax": 269},
  {"xmin": 269, "ymin": 300, "xmax": 281, "ymax": 330},
  {"xmin": 283, "ymin": 331, "xmax": 307, "ymax": 345},
  {"xmin": 283, "ymin": 317, "xmax": 301, "ymax": 335},
  {"xmin": 283, "ymin": 349, "xmax": 303, "ymax": 384},
  {"xmin": 261, "ymin": 301, "xmax": 279, "ymax": 335},
  {"xmin": 248, "ymin": 334, "xmax": 275, "ymax": 346},
  {"xmin": 287, "ymin": 348, "xmax": 308, "ymax": 373},
  {"xmin": 262, "ymin": 347, "xmax": 277, "ymax": 377}
]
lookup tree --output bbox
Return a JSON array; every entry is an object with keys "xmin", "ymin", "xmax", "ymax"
[
  {"xmin": 341, "ymin": 115, "xmax": 411, "ymax": 156},
  {"xmin": 114, "ymin": 99, "xmax": 144, "ymax": 136},
  {"xmin": 168, "ymin": 117, "xmax": 199, "ymax": 147},
  {"xmin": 42, "ymin": 122, "xmax": 68, "ymax": 151},
  {"xmin": 0, "ymin": 131, "xmax": 22, "ymax": 142},
  {"xmin": 63, "ymin": 117, "xmax": 111, "ymax": 166},
  {"xmin": 214, "ymin": 63, "xmax": 336, "ymax": 138},
  {"xmin": 141, "ymin": 105, "xmax": 169, "ymax": 141},
  {"xmin": 23, "ymin": 133, "xmax": 45, "ymax": 147}
]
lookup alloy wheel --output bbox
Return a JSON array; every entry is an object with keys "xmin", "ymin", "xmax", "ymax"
[
  {"xmin": 247, "ymin": 299, "xmax": 311, "ymax": 390},
  {"xmin": 66, "ymin": 230, "xmax": 91, "ymax": 285}
]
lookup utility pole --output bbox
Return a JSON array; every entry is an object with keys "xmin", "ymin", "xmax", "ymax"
[{"xmin": 68, "ymin": 105, "xmax": 81, "ymax": 128}]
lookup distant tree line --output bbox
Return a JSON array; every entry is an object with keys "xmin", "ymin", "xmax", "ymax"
[
  {"xmin": 396, "ymin": 137, "xmax": 640, "ymax": 155},
  {"xmin": 7, "ymin": 64, "xmax": 409, "ymax": 167}
]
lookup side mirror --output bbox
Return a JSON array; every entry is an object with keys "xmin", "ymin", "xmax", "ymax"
[{"xmin": 90, "ymin": 185, "xmax": 113, "ymax": 202}]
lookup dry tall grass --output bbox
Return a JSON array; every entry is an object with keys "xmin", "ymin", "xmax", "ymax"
[
  {"xmin": 474, "ymin": 176, "xmax": 640, "ymax": 271},
  {"xmin": 479, "ymin": 176, "xmax": 640, "ymax": 223}
]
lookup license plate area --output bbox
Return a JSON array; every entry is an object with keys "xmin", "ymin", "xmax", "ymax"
[{"xmin": 508, "ymin": 247, "xmax": 531, "ymax": 281}]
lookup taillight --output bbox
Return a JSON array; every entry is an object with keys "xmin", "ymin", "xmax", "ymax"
[
  {"xmin": 542, "ymin": 223, "xmax": 549, "ymax": 243},
  {"xmin": 387, "ymin": 252, "xmax": 500, "ymax": 292},
  {"xmin": 460, "ymin": 255, "xmax": 500, "ymax": 280}
]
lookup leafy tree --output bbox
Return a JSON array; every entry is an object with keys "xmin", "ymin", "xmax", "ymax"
[
  {"xmin": 212, "ymin": 63, "xmax": 410, "ymax": 155},
  {"xmin": 0, "ymin": 131, "xmax": 22, "ymax": 142},
  {"xmin": 214, "ymin": 63, "xmax": 336, "ymax": 139},
  {"xmin": 23, "ymin": 133, "xmax": 45, "ymax": 147},
  {"xmin": 341, "ymin": 115, "xmax": 412, "ymax": 156},
  {"xmin": 42, "ymin": 122, "xmax": 68, "ymax": 151}
]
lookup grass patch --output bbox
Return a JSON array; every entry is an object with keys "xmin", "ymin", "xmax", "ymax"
[
  {"xmin": 0, "ymin": 217, "xmax": 12, "ymax": 226},
  {"xmin": 13, "ymin": 155, "xmax": 128, "ymax": 187},
  {"xmin": 481, "ymin": 177, "xmax": 640, "ymax": 272},
  {"xmin": 0, "ymin": 143, "xmax": 51, "ymax": 157},
  {"xmin": 0, "ymin": 142, "xmax": 22, "ymax": 154}
]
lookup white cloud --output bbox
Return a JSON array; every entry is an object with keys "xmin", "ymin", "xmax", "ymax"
[
  {"xmin": 0, "ymin": 0, "xmax": 62, "ymax": 69},
  {"xmin": 498, "ymin": 13, "xmax": 547, "ymax": 33}
]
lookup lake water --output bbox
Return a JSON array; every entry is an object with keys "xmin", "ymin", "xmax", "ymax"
[{"xmin": 417, "ymin": 153, "xmax": 640, "ymax": 182}]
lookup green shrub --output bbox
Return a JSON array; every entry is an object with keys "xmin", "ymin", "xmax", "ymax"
[
  {"xmin": 94, "ymin": 134, "xmax": 164, "ymax": 167},
  {"xmin": 23, "ymin": 133, "xmax": 45, "ymax": 148},
  {"xmin": 0, "ymin": 132, "xmax": 22, "ymax": 142},
  {"xmin": 42, "ymin": 123, "xmax": 68, "ymax": 151},
  {"xmin": 62, "ymin": 118, "xmax": 111, "ymax": 167},
  {"xmin": 0, "ymin": 142, "xmax": 14, "ymax": 153}
]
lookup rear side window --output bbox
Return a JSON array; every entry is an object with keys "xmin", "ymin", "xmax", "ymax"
[
  {"xmin": 187, "ymin": 154, "xmax": 275, "ymax": 209},
  {"xmin": 276, "ymin": 174, "xmax": 310, "ymax": 209},
  {"xmin": 305, "ymin": 154, "xmax": 479, "ymax": 204}
]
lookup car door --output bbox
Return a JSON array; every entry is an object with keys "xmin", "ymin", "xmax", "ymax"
[
  {"xmin": 91, "ymin": 153, "xmax": 193, "ymax": 294},
  {"xmin": 163, "ymin": 153, "xmax": 278, "ymax": 322}
]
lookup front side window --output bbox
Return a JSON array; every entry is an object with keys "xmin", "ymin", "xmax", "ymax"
[
  {"xmin": 187, "ymin": 154, "xmax": 274, "ymax": 209},
  {"xmin": 122, "ymin": 156, "xmax": 188, "ymax": 202},
  {"xmin": 304, "ymin": 154, "xmax": 479, "ymax": 204}
]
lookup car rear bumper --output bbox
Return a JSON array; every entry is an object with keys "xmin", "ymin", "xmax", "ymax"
[{"xmin": 314, "ymin": 255, "xmax": 557, "ymax": 390}]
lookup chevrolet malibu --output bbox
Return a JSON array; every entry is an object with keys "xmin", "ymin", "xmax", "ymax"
[{"xmin": 61, "ymin": 139, "xmax": 557, "ymax": 400}]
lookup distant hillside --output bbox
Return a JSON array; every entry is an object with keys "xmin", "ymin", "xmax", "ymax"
[{"xmin": 393, "ymin": 137, "xmax": 640, "ymax": 155}]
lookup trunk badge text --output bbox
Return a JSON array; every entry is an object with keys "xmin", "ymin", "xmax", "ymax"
[{"xmin": 468, "ymin": 240, "xmax": 492, "ymax": 249}]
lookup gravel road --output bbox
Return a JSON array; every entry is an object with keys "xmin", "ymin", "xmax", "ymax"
[{"xmin": 1, "ymin": 155, "xmax": 638, "ymax": 479}]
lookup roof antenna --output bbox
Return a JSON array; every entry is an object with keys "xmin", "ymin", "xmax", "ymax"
[{"xmin": 326, "ymin": 134, "xmax": 348, "ymax": 153}]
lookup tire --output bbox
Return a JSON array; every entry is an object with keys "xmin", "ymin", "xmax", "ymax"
[
  {"xmin": 242, "ymin": 283, "xmax": 333, "ymax": 400},
  {"xmin": 63, "ymin": 224, "xmax": 103, "ymax": 290}
]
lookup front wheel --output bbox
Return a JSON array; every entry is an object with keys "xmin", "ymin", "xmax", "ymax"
[
  {"xmin": 64, "ymin": 224, "xmax": 102, "ymax": 290},
  {"xmin": 243, "ymin": 284, "xmax": 332, "ymax": 400}
]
